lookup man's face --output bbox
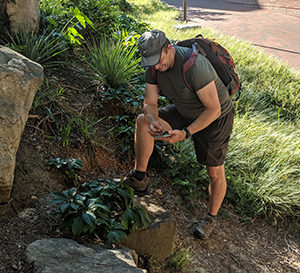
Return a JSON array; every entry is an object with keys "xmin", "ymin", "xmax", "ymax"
[{"xmin": 154, "ymin": 46, "xmax": 171, "ymax": 72}]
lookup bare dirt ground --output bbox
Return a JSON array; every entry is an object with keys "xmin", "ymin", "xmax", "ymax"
[
  {"xmin": 0, "ymin": 66, "xmax": 299, "ymax": 273},
  {"xmin": 0, "ymin": 128, "xmax": 299, "ymax": 273}
]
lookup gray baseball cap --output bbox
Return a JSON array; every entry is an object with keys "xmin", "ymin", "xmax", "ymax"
[{"xmin": 138, "ymin": 30, "xmax": 167, "ymax": 67}]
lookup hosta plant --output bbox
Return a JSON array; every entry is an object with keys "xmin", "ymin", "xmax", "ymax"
[
  {"xmin": 51, "ymin": 178, "xmax": 151, "ymax": 246},
  {"xmin": 48, "ymin": 157, "xmax": 84, "ymax": 183}
]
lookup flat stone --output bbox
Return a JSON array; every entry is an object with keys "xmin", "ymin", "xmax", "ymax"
[{"xmin": 26, "ymin": 238, "xmax": 146, "ymax": 273}]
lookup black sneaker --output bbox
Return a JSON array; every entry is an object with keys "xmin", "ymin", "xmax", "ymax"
[
  {"xmin": 193, "ymin": 213, "xmax": 217, "ymax": 240},
  {"xmin": 123, "ymin": 172, "xmax": 149, "ymax": 194}
]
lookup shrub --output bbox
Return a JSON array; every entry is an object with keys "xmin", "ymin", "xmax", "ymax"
[{"xmin": 51, "ymin": 178, "xmax": 151, "ymax": 246}]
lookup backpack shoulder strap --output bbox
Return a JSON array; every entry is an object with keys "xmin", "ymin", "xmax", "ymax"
[{"xmin": 182, "ymin": 43, "xmax": 199, "ymax": 91}]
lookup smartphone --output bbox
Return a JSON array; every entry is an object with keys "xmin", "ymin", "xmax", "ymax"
[{"xmin": 153, "ymin": 131, "xmax": 171, "ymax": 139}]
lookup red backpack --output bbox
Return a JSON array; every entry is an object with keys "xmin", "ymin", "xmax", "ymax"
[{"xmin": 151, "ymin": 34, "xmax": 241, "ymax": 98}]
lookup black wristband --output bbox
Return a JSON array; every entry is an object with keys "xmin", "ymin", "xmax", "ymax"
[{"xmin": 183, "ymin": 127, "xmax": 191, "ymax": 139}]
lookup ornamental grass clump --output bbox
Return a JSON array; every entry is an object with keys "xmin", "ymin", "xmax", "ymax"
[
  {"xmin": 5, "ymin": 27, "xmax": 68, "ymax": 68},
  {"xmin": 83, "ymin": 37, "xmax": 141, "ymax": 89},
  {"xmin": 226, "ymin": 114, "xmax": 300, "ymax": 220}
]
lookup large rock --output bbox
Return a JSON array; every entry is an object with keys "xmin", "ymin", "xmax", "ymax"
[
  {"xmin": 26, "ymin": 238, "xmax": 146, "ymax": 273},
  {"xmin": 6, "ymin": 0, "xmax": 40, "ymax": 33},
  {"xmin": 0, "ymin": 46, "xmax": 43, "ymax": 202},
  {"xmin": 122, "ymin": 196, "xmax": 177, "ymax": 261}
]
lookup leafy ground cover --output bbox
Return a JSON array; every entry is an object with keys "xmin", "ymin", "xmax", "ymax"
[{"xmin": 0, "ymin": 0, "xmax": 299, "ymax": 272}]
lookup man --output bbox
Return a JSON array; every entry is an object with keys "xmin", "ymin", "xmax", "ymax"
[{"xmin": 124, "ymin": 30, "xmax": 234, "ymax": 240}]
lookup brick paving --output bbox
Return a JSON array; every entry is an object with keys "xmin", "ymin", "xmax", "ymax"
[{"xmin": 162, "ymin": 0, "xmax": 300, "ymax": 70}]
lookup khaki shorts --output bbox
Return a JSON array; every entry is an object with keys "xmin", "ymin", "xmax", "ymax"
[{"xmin": 158, "ymin": 104, "xmax": 234, "ymax": 167}]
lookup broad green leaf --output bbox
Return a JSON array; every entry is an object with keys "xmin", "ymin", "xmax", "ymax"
[
  {"xmin": 72, "ymin": 216, "xmax": 85, "ymax": 237},
  {"xmin": 94, "ymin": 204, "xmax": 110, "ymax": 212},
  {"xmin": 82, "ymin": 211, "xmax": 96, "ymax": 226},
  {"xmin": 51, "ymin": 192, "xmax": 69, "ymax": 201},
  {"xmin": 50, "ymin": 199, "xmax": 64, "ymax": 205},
  {"xmin": 75, "ymin": 194, "xmax": 86, "ymax": 201},
  {"xmin": 89, "ymin": 180, "xmax": 99, "ymax": 188},
  {"xmin": 60, "ymin": 203, "xmax": 70, "ymax": 213},
  {"xmin": 121, "ymin": 209, "xmax": 132, "ymax": 230},
  {"xmin": 107, "ymin": 230, "xmax": 127, "ymax": 246},
  {"xmin": 95, "ymin": 218, "xmax": 109, "ymax": 227},
  {"xmin": 75, "ymin": 14, "xmax": 86, "ymax": 29},
  {"xmin": 70, "ymin": 202, "xmax": 79, "ymax": 211},
  {"xmin": 135, "ymin": 207, "xmax": 151, "ymax": 227},
  {"xmin": 70, "ymin": 187, "xmax": 77, "ymax": 197},
  {"xmin": 62, "ymin": 189, "xmax": 71, "ymax": 198},
  {"xmin": 72, "ymin": 7, "xmax": 81, "ymax": 16}
]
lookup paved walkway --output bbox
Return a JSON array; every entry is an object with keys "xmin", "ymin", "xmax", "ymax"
[{"xmin": 162, "ymin": 0, "xmax": 300, "ymax": 71}]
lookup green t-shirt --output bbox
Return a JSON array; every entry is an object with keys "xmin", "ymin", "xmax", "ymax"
[{"xmin": 145, "ymin": 46, "xmax": 233, "ymax": 119}]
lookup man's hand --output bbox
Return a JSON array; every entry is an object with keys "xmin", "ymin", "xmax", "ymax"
[
  {"xmin": 155, "ymin": 129, "xmax": 186, "ymax": 143},
  {"xmin": 148, "ymin": 120, "xmax": 165, "ymax": 136}
]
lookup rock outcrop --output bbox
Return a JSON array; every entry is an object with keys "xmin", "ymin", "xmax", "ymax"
[
  {"xmin": 0, "ymin": 46, "xmax": 43, "ymax": 202},
  {"xmin": 26, "ymin": 238, "xmax": 146, "ymax": 273},
  {"xmin": 6, "ymin": 0, "xmax": 40, "ymax": 33},
  {"xmin": 122, "ymin": 196, "xmax": 177, "ymax": 261}
]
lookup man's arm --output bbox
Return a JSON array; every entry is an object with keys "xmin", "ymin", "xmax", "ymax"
[
  {"xmin": 187, "ymin": 80, "xmax": 221, "ymax": 135},
  {"xmin": 143, "ymin": 83, "xmax": 165, "ymax": 134},
  {"xmin": 165, "ymin": 81, "xmax": 221, "ymax": 143}
]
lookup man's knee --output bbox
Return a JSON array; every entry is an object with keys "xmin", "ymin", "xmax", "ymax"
[
  {"xmin": 206, "ymin": 165, "xmax": 225, "ymax": 182},
  {"xmin": 136, "ymin": 114, "xmax": 149, "ymax": 129}
]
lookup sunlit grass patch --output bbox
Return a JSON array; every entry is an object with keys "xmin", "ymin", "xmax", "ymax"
[{"xmin": 226, "ymin": 113, "xmax": 300, "ymax": 220}]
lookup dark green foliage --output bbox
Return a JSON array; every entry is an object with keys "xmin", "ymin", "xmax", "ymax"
[
  {"xmin": 48, "ymin": 157, "xmax": 84, "ymax": 183},
  {"xmin": 105, "ymin": 84, "xmax": 145, "ymax": 156},
  {"xmin": 104, "ymin": 84, "xmax": 145, "ymax": 113},
  {"xmin": 51, "ymin": 178, "xmax": 151, "ymax": 246},
  {"xmin": 40, "ymin": 0, "xmax": 149, "ymax": 41},
  {"xmin": 157, "ymin": 141, "xmax": 209, "ymax": 208},
  {"xmin": 109, "ymin": 115, "xmax": 136, "ymax": 156}
]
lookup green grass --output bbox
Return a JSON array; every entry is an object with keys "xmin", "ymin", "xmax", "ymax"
[
  {"xmin": 128, "ymin": 0, "xmax": 300, "ymax": 220},
  {"xmin": 226, "ymin": 113, "xmax": 300, "ymax": 219}
]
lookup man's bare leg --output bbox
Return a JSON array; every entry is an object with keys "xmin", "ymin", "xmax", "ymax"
[
  {"xmin": 207, "ymin": 165, "xmax": 227, "ymax": 215},
  {"xmin": 134, "ymin": 114, "xmax": 172, "ymax": 172},
  {"xmin": 193, "ymin": 165, "xmax": 227, "ymax": 239}
]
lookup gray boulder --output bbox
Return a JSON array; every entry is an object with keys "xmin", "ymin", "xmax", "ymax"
[
  {"xmin": 26, "ymin": 238, "xmax": 146, "ymax": 273},
  {"xmin": 0, "ymin": 46, "xmax": 43, "ymax": 202}
]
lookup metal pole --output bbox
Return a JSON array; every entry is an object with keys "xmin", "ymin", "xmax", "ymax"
[{"xmin": 183, "ymin": 0, "xmax": 187, "ymax": 22}]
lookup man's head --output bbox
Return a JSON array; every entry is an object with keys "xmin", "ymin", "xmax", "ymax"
[{"xmin": 138, "ymin": 30, "xmax": 173, "ymax": 71}]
